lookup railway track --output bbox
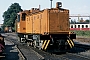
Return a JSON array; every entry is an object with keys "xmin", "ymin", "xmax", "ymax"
[
  {"xmin": 61, "ymin": 53, "xmax": 90, "ymax": 60},
  {"xmin": 0, "ymin": 34, "xmax": 26, "ymax": 60},
  {"xmin": 16, "ymin": 45, "xmax": 26, "ymax": 60},
  {"xmin": 75, "ymin": 44, "xmax": 90, "ymax": 49},
  {"xmin": 2, "ymin": 33, "xmax": 44, "ymax": 60},
  {"xmin": 29, "ymin": 44, "xmax": 90, "ymax": 60},
  {"xmin": 2, "ymin": 33, "xmax": 90, "ymax": 60}
]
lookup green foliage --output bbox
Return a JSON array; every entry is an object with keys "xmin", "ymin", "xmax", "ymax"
[
  {"xmin": 85, "ymin": 20, "xmax": 89, "ymax": 23},
  {"xmin": 2, "ymin": 3, "xmax": 23, "ymax": 31},
  {"xmin": 70, "ymin": 20, "xmax": 76, "ymax": 24},
  {"xmin": 71, "ymin": 30, "xmax": 90, "ymax": 37},
  {"xmin": 0, "ymin": 28, "xmax": 1, "ymax": 31}
]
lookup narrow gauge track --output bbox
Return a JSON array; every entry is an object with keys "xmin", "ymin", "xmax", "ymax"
[{"xmin": 2, "ymin": 33, "xmax": 90, "ymax": 60}]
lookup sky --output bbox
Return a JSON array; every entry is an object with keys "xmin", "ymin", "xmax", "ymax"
[{"xmin": 0, "ymin": 0, "xmax": 90, "ymax": 24}]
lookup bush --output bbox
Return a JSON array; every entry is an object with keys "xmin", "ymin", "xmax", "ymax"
[{"xmin": 71, "ymin": 30, "xmax": 90, "ymax": 37}]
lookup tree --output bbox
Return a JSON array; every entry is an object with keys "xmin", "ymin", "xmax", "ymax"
[
  {"xmin": 0, "ymin": 28, "xmax": 1, "ymax": 31},
  {"xmin": 70, "ymin": 19, "xmax": 76, "ymax": 24},
  {"xmin": 85, "ymin": 19, "xmax": 89, "ymax": 23},
  {"xmin": 2, "ymin": 3, "xmax": 23, "ymax": 31}
]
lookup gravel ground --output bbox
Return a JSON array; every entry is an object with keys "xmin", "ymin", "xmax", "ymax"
[
  {"xmin": 79, "ymin": 50, "xmax": 90, "ymax": 58},
  {"xmin": 1, "ymin": 33, "xmax": 44, "ymax": 60},
  {"xmin": 74, "ymin": 36, "xmax": 90, "ymax": 59},
  {"xmin": 2, "ymin": 33, "xmax": 90, "ymax": 60},
  {"xmin": 74, "ymin": 36, "xmax": 90, "ymax": 45}
]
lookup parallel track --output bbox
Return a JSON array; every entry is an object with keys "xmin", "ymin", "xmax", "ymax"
[
  {"xmin": 2, "ymin": 33, "xmax": 90, "ymax": 60},
  {"xmin": 75, "ymin": 43, "xmax": 90, "ymax": 49},
  {"xmin": 30, "ymin": 45, "xmax": 90, "ymax": 60},
  {"xmin": 1, "ymin": 34, "xmax": 26, "ymax": 60},
  {"xmin": 16, "ymin": 45, "xmax": 27, "ymax": 60}
]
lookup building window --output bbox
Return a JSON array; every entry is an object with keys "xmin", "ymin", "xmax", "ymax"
[
  {"xmin": 86, "ymin": 25, "xmax": 88, "ymax": 28},
  {"xmin": 75, "ymin": 25, "xmax": 76, "ymax": 28},
  {"xmin": 82, "ymin": 25, "xmax": 84, "ymax": 28},
  {"xmin": 71, "ymin": 25, "xmax": 73, "ymax": 28},
  {"xmin": 78, "ymin": 25, "xmax": 80, "ymax": 28}
]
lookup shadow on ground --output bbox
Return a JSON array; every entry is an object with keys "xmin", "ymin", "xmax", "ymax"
[{"xmin": 1, "ymin": 45, "xmax": 19, "ymax": 60}]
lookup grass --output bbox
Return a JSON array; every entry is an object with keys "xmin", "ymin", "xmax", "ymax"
[{"xmin": 71, "ymin": 30, "xmax": 90, "ymax": 37}]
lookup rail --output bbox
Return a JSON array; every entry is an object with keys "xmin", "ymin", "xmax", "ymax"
[{"xmin": 15, "ymin": 45, "xmax": 27, "ymax": 60}]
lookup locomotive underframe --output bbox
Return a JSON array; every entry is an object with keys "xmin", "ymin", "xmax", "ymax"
[{"xmin": 17, "ymin": 33, "xmax": 76, "ymax": 52}]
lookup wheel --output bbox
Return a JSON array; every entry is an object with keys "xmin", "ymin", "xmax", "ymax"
[
  {"xmin": 18, "ymin": 36, "xmax": 20, "ymax": 42},
  {"xmin": 27, "ymin": 42, "xmax": 30, "ymax": 46},
  {"xmin": 33, "ymin": 40, "xmax": 36, "ymax": 48}
]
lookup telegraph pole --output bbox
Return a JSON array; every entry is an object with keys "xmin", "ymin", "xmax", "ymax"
[{"xmin": 50, "ymin": 0, "xmax": 53, "ymax": 8}]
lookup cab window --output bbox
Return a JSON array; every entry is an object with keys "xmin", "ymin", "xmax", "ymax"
[
  {"xmin": 17, "ymin": 14, "xmax": 20, "ymax": 22},
  {"xmin": 22, "ymin": 13, "xmax": 26, "ymax": 21}
]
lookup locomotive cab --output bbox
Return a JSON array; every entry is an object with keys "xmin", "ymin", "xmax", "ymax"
[
  {"xmin": 16, "ymin": 12, "xmax": 27, "ymax": 33},
  {"xmin": 17, "ymin": 12, "xmax": 26, "ymax": 21}
]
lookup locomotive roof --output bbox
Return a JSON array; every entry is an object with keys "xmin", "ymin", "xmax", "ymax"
[
  {"xmin": 17, "ymin": 6, "xmax": 69, "ymax": 15},
  {"xmin": 17, "ymin": 2, "xmax": 69, "ymax": 15}
]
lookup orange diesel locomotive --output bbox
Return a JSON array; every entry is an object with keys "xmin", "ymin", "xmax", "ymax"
[{"xmin": 16, "ymin": 2, "xmax": 76, "ymax": 52}]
